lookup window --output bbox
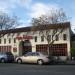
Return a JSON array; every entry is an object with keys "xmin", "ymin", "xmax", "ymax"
[
  {"xmin": 41, "ymin": 36, "xmax": 44, "ymax": 42},
  {"xmin": 47, "ymin": 35, "xmax": 51, "ymax": 41},
  {"xmin": 63, "ymin": 34, "xmax": 67, "ymax": 40},
  {"xmin": 4, "ymin": 38, "xmax": 6, "ymax": 44},
  {"xmin": 36, "ymin": 44, "xmax": 48, "ymax": 55},
  {"xmin": 0, "ymin": 39, "xmax": 1, "ymax": 44},
  {"xmin": 35, "ymin": 36, "xmax": 37, "ymax": 42},
  {"xmin": 14, "ymin": 38, "xmax": 16, "ymax": 43},
  {"xmin": 55, "ymin": 35, "xmax": 59, "ymax": 41},
  {"xmin": 9, "ymin": 38, "xmax": 11, "ymax": 43},
  {"xmin": 25, "ymin": 52, "xmax": 32, "ymax": 56},
  {"xmin": 36, "ymin": 44, "xmax": 67, "ymax": 56},
  {"xmin": 32, "ymin": 52, "xmax": 39, "ymax": 56}
]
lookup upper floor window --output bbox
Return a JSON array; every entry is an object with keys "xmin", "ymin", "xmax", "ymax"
[
  {"xmin": 4, "ymin": 38, "xmax": 6, "ymax": 44},
  {"xmin": 47, "ymin": 35, "xmax": 51, "ymax": 41},
  {"xmin": 55, "ymin": 35, "xmax": 59, "ymax": 41},
  {"xmin": 35, "ymin": 36, "xmax": 37, "ymax": 42},
  {"xmin": 14, "ymin": 38, "xmax": 16, "ymax": 43},
  {"xmin": 41, "ymin": 36, "xmax": 44, "ymax": 42},
  {"xmin": 9, "ymin": 38, "xmax": 11, "ymax": 43},
  {"xmin": 0, "ymin": 39, "xmax": 1, "ymax": 44},
  {"xmin": 63, "ymin": 34, "xmax": 67, "ymax": 40}
]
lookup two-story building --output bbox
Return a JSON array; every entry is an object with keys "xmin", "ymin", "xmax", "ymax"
[{"xmin": 0, "ymin": 22, "xmax": 71, "ymax": 59}]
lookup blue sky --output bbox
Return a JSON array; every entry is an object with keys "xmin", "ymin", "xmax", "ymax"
[{"xmin": 0, "ymin": 0, "xmax": 75, "ymax": 32}]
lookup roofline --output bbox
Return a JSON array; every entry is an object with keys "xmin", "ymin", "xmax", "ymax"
[{"xmin": 0, "ymin": 22, "xmax": 70, "ymax": 34}]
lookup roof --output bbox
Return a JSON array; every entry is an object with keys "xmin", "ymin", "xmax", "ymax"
[{"xmin": 0, "ymin": 22, "xmax": 70, "ymax": 34}]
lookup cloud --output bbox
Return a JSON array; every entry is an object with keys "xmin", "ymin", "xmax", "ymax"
[
  {"xmin": 0, "ymin": 0, "xmax": 60, "ymax": 18},
  {"xmin": 0, "ymin": 0, "xmax": 32, "ymax": 13},
  {"xmin": 28, "ymin": 3, "xmax": 59, "ymax": 18},
  {"xmin": 18, "ymin": 0, "xmax": 32, "ymax": 8},
  {"xmin": 0, "ymin": 0, "xmax": 16, "ymax": 13}
]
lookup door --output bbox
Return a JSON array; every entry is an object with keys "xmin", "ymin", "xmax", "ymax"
[
  {"xmin": 19, "ymin": 40, "xmax": 32, "ymax": 55},
  {"xmin": 22, "ymin": 52, "xmax": 33, "ymax": 63},
  {"xmin": 22, "ymin": 40, "xmax": 32, "ymax": 55}
]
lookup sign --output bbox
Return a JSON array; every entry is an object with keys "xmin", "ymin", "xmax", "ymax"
[
  {"xmin": 13, "ymin": 47, "xmax": 17, "ymax": 52},
  {"xmin": 16, "ymin": 35, "xmax": 33, "ymax": 40}
]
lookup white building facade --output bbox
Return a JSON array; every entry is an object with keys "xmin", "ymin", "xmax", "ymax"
[{"xmin": 0, "ymin": 22, "xmax": 71, "ymax": 59}]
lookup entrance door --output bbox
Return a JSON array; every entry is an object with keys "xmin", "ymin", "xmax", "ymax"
[{"xmin": 22, "ymin": 40, "xmax": 32, "ymax": 55}]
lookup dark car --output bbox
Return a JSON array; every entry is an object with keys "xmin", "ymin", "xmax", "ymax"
[{"xmin": 0, "ymin": 52, "xmax": 14, "ymax": 63}]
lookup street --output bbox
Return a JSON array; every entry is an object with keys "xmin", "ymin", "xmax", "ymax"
[{"xmin": 0, "ymin": 63, "xmax": 75, "ymax": 75}]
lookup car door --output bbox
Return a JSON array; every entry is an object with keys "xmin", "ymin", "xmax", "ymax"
[
  {"xmin": 22, "ymin": 52, "xmax": 33, "ymax": 63},
  {"xmin": 25, "ymin": 53, "xmax": 35, "ymax": 63},
  {"xmin": 30, "ymin": 53, "xmax": 39, "ymax": 63}
]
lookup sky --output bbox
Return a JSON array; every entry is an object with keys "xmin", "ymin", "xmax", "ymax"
[{"xmin": 0, "ymin": 0, "xmax": 75, "ymax": 33}]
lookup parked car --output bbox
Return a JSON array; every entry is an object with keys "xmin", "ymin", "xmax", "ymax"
[
  {"xmin": 0, "ymin": 52, "xmax": 14, "ymax": 63},
  {"xmin": 15, "ymin": 52, "xmax": 50, "ymax": 65}
]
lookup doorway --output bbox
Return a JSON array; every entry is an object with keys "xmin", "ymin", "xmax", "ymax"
[{"xmin": 19, "ymin": 40, "xmax": 32, "ymax": 55}]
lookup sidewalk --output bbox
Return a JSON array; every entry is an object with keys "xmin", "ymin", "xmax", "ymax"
[
  {"xmin": 66, "ymin": 60, "xmax": 75, "ymax": 65},
  {"xmin": 50, "ymin": 60, "xmax": 75, "ymax": 65}
]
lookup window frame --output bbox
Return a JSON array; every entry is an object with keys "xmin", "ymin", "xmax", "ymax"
[
  {"xmin": 14, "ymin": 38, "xmax": 16, "ymax": 43},
  {"xmin": 4, "ymin": 38, "xmax": 6, "ymax": 44},
  {"xmin": 55, "ymin": 34, "xmax": 59, "ymax": 41},
  {"xmin": 47, "ymin": 35, "xmax": 51, "ymax": 41},
  {"xmin": 34, "ymin": 36, "xmax": 37, "ymax": 42},
  {"xmin": 41, "ymin": 36, "xmax": 44, "ymax": 42},
  {"xmin": 63, "ymin": 34, "xmax": 67, "ymax": 40},
  {"xmin": 0, "ymin": 39, "xmax": 1, "ymax": 44},
  {"xmin": 9, "ymin": 38, "xmax": 11, "ymax": 43}
]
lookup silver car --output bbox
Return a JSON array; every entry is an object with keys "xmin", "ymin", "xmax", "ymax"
[
  {"xmin": 0, "ymin": 52, "xmax": 14, "ymax": 63},
  {"xmin": 15, "ymin": 52, "xmax": 50, "ymax": 65}
]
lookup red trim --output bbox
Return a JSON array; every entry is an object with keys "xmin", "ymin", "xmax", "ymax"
[
  {"xmin": 0, "ymin": 46, "xmax": 11, "ymax": 52},
  {"xmin": 16, "ymin": 35, "xmax": 33, "ymax": 40}
]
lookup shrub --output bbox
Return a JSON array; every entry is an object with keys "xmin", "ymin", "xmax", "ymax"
[{"xmin": 70, "ymin": 47, "xmax": 75, "ymax": 57}]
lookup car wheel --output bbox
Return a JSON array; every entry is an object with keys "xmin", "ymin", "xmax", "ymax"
[
  {"xmin": 1, "ymin": 58, "xmax": 5, "ymax": 63},
  {"xmin": 17, "ymin": 59, "xmax": 22, "ymax": 64},
  {"xmin": 37, "ymin": 59, "xmax": 43, "ymax": 65}
]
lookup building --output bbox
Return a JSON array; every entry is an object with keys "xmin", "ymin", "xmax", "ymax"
[{"xmin": 0, "ymin": 22, "xmax": 71, "ymax": 59}]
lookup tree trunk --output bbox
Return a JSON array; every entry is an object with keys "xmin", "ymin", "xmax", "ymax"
[
  {"xmin": 47, "ymin": 44, "xmax": 53, "ymax": 57},
  {"xmin": 47, "ymin": 45, "xmax": 50, "ymax": 56}
]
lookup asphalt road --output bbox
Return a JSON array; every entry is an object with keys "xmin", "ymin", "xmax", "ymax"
[{"xmin": 0, "ymin": 63, "xmax": 75, "ymax": 75}]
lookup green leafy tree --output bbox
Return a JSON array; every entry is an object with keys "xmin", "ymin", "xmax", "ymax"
[{"xmin": 71, "ymin": 47, "xmax": 75, "ymax": 57}]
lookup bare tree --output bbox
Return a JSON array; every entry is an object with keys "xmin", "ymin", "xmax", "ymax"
[
  {"xmin": 0, "ymin": 12, "xmax": 20, "ymax": 30},
  {"xmin": 31, "ymin": 8, "xmax": 68, "ymax": 56},
  {"xmin": 32, "ymin": 8, "xmax": 67, "ymax": 26},
  {"xmin": 0, "ymin": 12, "xmax": 20, "ymax": 37}
]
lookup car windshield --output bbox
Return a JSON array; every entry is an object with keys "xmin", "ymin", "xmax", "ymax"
[
  {"xmin": 32, "ymin": 52, "xmax": 39, "ymax": 56},
  {"xmin": 25, "ymin": 52, "xmax": 32, "ymax": 56},
  {"xmin": 37, "ymin": 52, "xmax": 47, "ymax": 56},
  {"xmin": 24, "ymin": 52, "xmax": 40, "ymax": 56},
  {"xmin": 24, "ymin": 52, "xmax": 46, "ymax": 56}
]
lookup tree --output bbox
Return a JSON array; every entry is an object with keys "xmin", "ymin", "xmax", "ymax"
[
  {"xmin": 32, "ymin": 8, "xmax": 67, "ymax": 26},
  {"xmin": 0, "ymin": 11, "xmax": 20, "ymax": 38},
  {"xmin": 0, "ymin": 12, "xmax": 20, "ymax": 30},
  {"xmin": 31, "ymin": 8, "xmax": 68, "ymax": 56},
  {"xmin": 70, "ymin": 47, "xmax": 75, "ymax": 60},
  {"xmin": 70, "ymin": 47, "xmax": 75, "ymax": 57}
]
